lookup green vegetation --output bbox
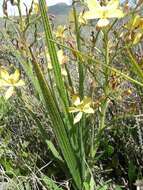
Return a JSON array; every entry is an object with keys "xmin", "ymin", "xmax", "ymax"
[{"xmin": 0, "ymin": 0, "xmax": 143, "ymax": 189}]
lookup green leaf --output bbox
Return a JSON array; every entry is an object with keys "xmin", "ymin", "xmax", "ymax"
[
  {"xmin": 127, "ymin": 48, "xmax": 143, "ymax": 83},
  {"xmin": 97, "ymin": 184, "xmax": 108, "ymax": 190},
  {"xmin": 107, "ymin": 145, "xmax": 114, "ymax": 156},
  {"xmin": 29, "ymin": 36, "xmax": 82, "ymax": 189},
  {"xmin": 39, "ymin": 0, "xmax": 68, "ymax": 108},
  {"xmin": 28, "ymin": 109, "xmax": 63, "ymax": 162},
  {"xmin": 46, "ymin": 140, "xmax": 64, "ymax": 163},
  {"xmin": 128, "ymin": 161, "xmax": 137, "ymax": 182},
  {"xmin": 115, "ymin": 185, "xmax": 123, "ymax": 190},
  {"xmin": 83, "ymin": 182, "xmax": 90, "ymax": 190},
  {"xmin": 90, "ymin": 175, "xmax": 95, "ymax": 190},
  {"xmin": 36, "ymin": 1, "xmax": 82, "ymax": 189},
  {"xmin": 42, "ymin": 175, "xmax": 64, "ymax": 190}
]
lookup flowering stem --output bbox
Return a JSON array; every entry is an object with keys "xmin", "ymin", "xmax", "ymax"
[
  {"xmin": 72, "ymin": 3, "xmax": 84, "ymax": 98},
  {"xmin": 99, "ymin": 31, "xmax": 110, "ymax": 147},
  {"xmin": 104, "ymin": 30, "xmax": 110, "ymax": 87},
  {"xmin": 73, "ymin": 2, "xmax": 85, "ymax": 184},
  {"xmin": 99, "ymin": 98, "xmax": 110, "ymax": 131},
  {"xmin": 93, "ymin": 98, "xmax": 110, "ymax": 158},
  {"xmin": 126, "ymin": 48, "xmax": 143, "ymax": 83},
  {"xmin": 79, "ymin": 116, "xmax": 86, "ymax": 183},
  {"xmin": 100, "ymin": 31, "xmax": 110, "ymax": 128},
  {"xmin": 17, "ymin": 1, "xmax": 24, "ymax": 32}
]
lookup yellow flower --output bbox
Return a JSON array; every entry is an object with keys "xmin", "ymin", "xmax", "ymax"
[
  {"xmin": 133, "ymin": 32, "xmax": 143, "ymax": 45},
  {"xmin": 125, "ymin": 15, "xmax": 143, "ymax": 45},
  {"xmin": 83, "ymin": 0, "xmax": 124, "ymax": 28},
  {"xmin": 47, "ymin": 50, "xmax": 68, "ymax": 76},
  {"xmin": 78, "ymin": 12, "xmax": 87, "ymax": 25},
  {"xmin": 33, "ymin": 2, "xmax": 39, "ymax": 14},
  {"xmin": 33, "ymin": 1, "xmax": 48, "ymax": 15},
  {"xmin": 125, "ymin": 15, "xmax": 143, "ymax": 30},
  {"xmin": 0, "ymin": 68, "xmax": 25, "ymax": 100},
  {"xmin": 55, "ymin": 25, "xmax": 66, "ymax": 39},
  {"xmin": 69, "ymin": 10, "xmax": 87, "ymax": 25},
  {"xmin": 69, "ymin": 95, "xmax": 94, "ymax": 124},
  {"xmin": 68, "ymin": 10, "xmax": 75, "ymax": 23}
]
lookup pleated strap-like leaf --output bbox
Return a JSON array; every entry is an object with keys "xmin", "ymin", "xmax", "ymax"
[
  {"xmin": 31, "ymin": 55, "xmax": 82, "ymax": 189},
  {"xmin": 39, "ymin": 0, "xmax": 68, "ymax": 107}
]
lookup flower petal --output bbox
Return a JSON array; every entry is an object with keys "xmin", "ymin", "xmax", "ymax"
[
  {"xmin": 0, "ymin": 79, "xmax": 11, "ymax": 87},
  {"xmin": 58, "ymin": 50, "xmax": 68, "ymax": 65},
  {"xmin": 83, "ymin": 107, "xmax": 94, "ymax": 114},
  {"xmin": 83, "ymin": 96, "xmax": 92, "ymax": 105},
  {"xmin": 86, "ymin": 0, "xmax": 101, "ymax": 11},
  {"xmin": 107, "ymin": 0, "xmax": 119, "ymax": 9},
  {"xmin": 72, "ymin": 95, "xmax": 81, "ymax": 106},
  {"xmin": 0, "ymin": 69, "xmax": 9, "ymax": 81},
  {"xmin": 74, "ymin": 112, "xmax": 83, "ymax": 124},
  {"xmin": 5, "ymin": 87, "xmax": 14, "ymax": 100},
  {"xmin": 33, "ymin": 2, "xmax": 39, "ymax": 14},
  {"xmin": 58, "ymin": 50, "xmax": 64, "ymax": 59},
  {"xmin": 133, "ymin": 32, "xmax": 143, "ymax": 45},
  {"xmin": 107, "ymin": 9, "xmax": 124, "ymax": 18},
  {"xmin": 61, "ymin": 67, "xmax": 67, "ymax": 76},
  {"xmin": 84, "ymin": 0, "xmax": 124, "ymax": 21},
  {"xmin": 84, "ymin": 10, "xmax": 102, "ymax": 20},
  {"xmin": 55, "ymin": 25, "xmax": 65, "ymax": 39},
  {"xmin": 97, "ymin": 19, "xmax": 110, "ymax": 28},
  {"xmin": 9, "ymin": 69, "xmax": 20, "ymax": 83},
  {"xmin": 48, "ymin": 62, "xmax": 53, "ymax": 70},
  {"xmin": 15, "ymin": 79, "xmax": 25, "ymax": 87},
  {"xmin": 69, "ymin": 107, "xmax": 80, "ymax": 113}
]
